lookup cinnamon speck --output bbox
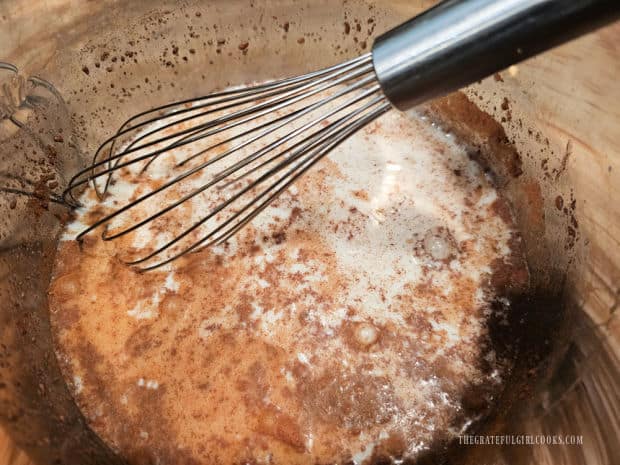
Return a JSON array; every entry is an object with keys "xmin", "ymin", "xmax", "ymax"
[{"xmin": 351, "ymin": 189, "xmax": 369, "ymax": 201}]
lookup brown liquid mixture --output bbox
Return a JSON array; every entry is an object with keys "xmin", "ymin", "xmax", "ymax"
[{"xmin": 49, "ymin": 107, "xmax": 528, "ymax": 465}]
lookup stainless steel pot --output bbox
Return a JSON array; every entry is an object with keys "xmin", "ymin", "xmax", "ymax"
[{"xmin": 1, "ymin": 1, "xmax": 618, "ymax": 464}]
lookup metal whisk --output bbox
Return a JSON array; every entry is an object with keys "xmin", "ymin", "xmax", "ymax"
[{"xmin": 63, "ymin": 0, "xmax": 618, "ymax": 270}]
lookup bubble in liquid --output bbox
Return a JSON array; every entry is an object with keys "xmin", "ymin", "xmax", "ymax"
[
  {"xmin": 355, "ymin": 323, "xmax": 379, "ymax": 346},
  {"xmin": 423, "ymin": 227, "xmax": 455, "ymax": 261}
]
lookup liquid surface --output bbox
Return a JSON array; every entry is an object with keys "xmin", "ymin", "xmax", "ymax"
[{"xmin": 49, "ymin": 103, "xmax": 528, "ymax": 465}]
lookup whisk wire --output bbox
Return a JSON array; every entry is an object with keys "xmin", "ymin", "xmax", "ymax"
[
  {"xmin": 127, "ymin": 96, "xmax": 389, "ymax": 269},
  {"xmin": 64, "ymin": 55, "xmax": 375, "ymax": 206},
  {"xmin": 97, "ymin": 83, "xmax": 383, "ymax": 243},
  {"xmin": 92, "ymin": 53, "xmax": 373, "ymax": 168},
  {"xmin": 117, "ymin": 58, "xmax": 376, "ymax": 176},
  {"xmin": 137, "ymin": 100, "xmax": 391, "ymax": 271},
  {"xmin": 66, "ymin": 53, "xmax": 392, "ymax": 270}
]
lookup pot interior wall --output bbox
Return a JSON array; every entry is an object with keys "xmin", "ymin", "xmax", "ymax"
[{"xmin": 1, "ymin": 1, "xmax": 618, "ymax": 464}]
